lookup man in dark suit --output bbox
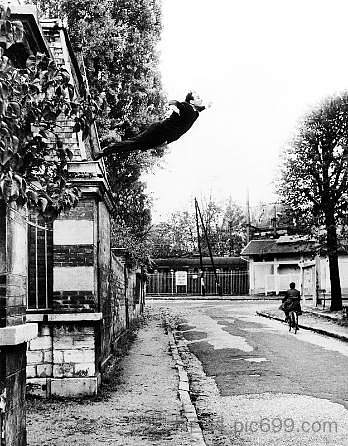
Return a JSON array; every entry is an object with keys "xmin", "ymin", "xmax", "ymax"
[
  {"xmin": 93, "ymin": 92, "xmax": 206, "ymax": 159},
  {"xmin": 281, "ymin": 282, "xmax": 302, "ymax": 322}
]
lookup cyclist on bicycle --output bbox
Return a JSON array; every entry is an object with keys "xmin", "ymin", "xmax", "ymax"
[{"xmin": 281, "ymin": 282, "xmax": 302, "ymax": 322}]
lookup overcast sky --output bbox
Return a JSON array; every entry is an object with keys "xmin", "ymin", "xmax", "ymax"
[{"xmin": 143, "ymin": 0, "xmax": 348, "ymax": 221}]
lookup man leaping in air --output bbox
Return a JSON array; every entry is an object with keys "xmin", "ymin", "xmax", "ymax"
[{"xmin": 93, "ymin": 91, "xmax": 206, "ymax": 159}]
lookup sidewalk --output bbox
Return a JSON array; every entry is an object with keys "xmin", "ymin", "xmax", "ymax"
[
  {"xmin": 257, "ymin": 307, "xmax": 348, "ymax": 342},
  {"xmin": 27, "ymin": 313, "xmax": 202, "ymax": 446}
]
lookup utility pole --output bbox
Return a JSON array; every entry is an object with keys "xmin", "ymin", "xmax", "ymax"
[
  {"xmin": 194, "ymin": 198, "xmax": 205, "ymax": 296},
  {"xmin": 195, "ymin": 198, "xmax": 222, "ymax": 296}
]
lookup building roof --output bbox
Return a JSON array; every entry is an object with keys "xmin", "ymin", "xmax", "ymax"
[
  {"xmin": 152, "ymin": 257, "xmax": 247, "ymax": 269},
  {"xmin": 241, "ymin": 237, "xmax": 319, "ymax": 256}
]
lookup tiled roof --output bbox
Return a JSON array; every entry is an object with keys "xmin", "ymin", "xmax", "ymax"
[
  {"xmin": 241, "ymin": 240, "xmax": 276, "ymax": 256},
  {"xmin": 241, "ymin": 238, "xmax": 319, "ymax": 256}
]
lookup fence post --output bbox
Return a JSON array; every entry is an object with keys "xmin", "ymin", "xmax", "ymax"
[{"xmin": 171, "ymin": 269, "xmax": 174, "ymax": 295}]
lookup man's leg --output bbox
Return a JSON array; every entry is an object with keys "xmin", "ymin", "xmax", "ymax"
[{"xmin": 93, "ymin": 122, "xmax": 167, "ymax": 160}]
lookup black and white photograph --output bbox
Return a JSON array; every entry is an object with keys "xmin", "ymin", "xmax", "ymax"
[{"xmin": 0, "ymin": 0, "xmax": 348, "ymax": 445}]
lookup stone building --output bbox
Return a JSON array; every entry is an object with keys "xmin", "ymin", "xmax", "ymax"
[
  {"xmin": 0, "ymin": 5, "xmax": 49, "ymax": 445},
  {"xmin": 0, "ymin": 4, "xmax": 145, "ymax": 445},
  {"xmin": 24, "ymin": 17, "xmax": 144, "ymax": 397}
]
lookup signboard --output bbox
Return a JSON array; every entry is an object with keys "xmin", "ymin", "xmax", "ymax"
[{"xmin": 175, "ymin": 271, "xmax": 187, "ymax": 286}]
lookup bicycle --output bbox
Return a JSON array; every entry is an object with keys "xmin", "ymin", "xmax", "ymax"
[{"xmin": 288, "ymin": 310, "xmax": 298, "ymax": 334}]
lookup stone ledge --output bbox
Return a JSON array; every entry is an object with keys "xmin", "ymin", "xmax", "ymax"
[
  {"xmin": 27, "ymin": 375, "xmax": 101, "ymax": 398},
  {"xmin": 27, "ymin": 313, "xmax": 103, "ymax": 323},
  {"xmin": 166, "ymin": 324, "xmax": 206, "ymax": 446},
  {"xmin": 0, "ymin": 323, "xmax": 38, "ymax": 346}
]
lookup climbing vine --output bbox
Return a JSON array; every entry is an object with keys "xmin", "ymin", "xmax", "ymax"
[{"xmin": 0, "ymin": 6, "xmax": 101, "ymax": 218}]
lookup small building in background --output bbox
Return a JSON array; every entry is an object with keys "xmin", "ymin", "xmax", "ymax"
[
  {"xmin": 242, "ymin": 235, "xmax": 348, "ymax": 306},
  {"xmin": 241, "ymin": 236, "xmax": 318, "ymax": 298},
  {"xmin": 146, "ymin": 256, "xmax": 249, "ymax": 296}
]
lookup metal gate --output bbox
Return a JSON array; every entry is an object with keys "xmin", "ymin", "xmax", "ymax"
[
  {"xmin": 27, "ymin": 215, "xmax": 53, "ymax": 310},
  {"xmin": 146, "ymin": 271, "xmax": 249, "ymax": 296}
]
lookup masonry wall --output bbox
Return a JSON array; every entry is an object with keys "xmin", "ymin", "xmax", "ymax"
[
  {"xmin": 53, "ymin": 198, "xmax": 97, "ymax": 312},
  {"xmin": 26, "ymin": 194, "xmax": 144, "ymax": 396},
  {"xmin": 97, "ymin": 252, "xmax": 127, "ymax": 369},
  {"xmin": 25, "ymin": 18, "xmax": 144, "ymax": 399},
  {"xmin": 0, "ymin": 203, "xmax": 35, "ymax": 446},
  {"xmin": 27, "ymin": 321, "xmax": 98, "ymax": 397}
]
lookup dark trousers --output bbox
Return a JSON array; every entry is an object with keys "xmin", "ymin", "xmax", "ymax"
[{"xmin": 103, "ymin": 122, "xmax": 168, "ymax": 156}]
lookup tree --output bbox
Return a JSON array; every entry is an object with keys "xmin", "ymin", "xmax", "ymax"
[
  {"xmin": 222, "ymin": 199, "xmax": 247, "ymax": 255},
  {"xmin": 278, "ymin": 93, "xmax": 348, "ymax": 311},
  {"xmin": 0, "ymin": 7, "xmax": 99, "ymax": 216},
  {"xmin": 149, "ymin": 198, "xmax": 247, "ymax": 258},
  {"xmin": 30, "ymin": 0, "xmax": 167, "ymax": 264}
]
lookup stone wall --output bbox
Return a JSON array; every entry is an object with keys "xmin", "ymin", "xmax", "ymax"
[
  {"xmin": 24, "ymin": 16, "xmax": 145, "ymax": 400},
  {"xmin": 26, "ymin": 319, "xmax": 99, "ymax": 397},
  {"xmin": 0, "ymin": 203, "xmax": 37, "ymax": 445},
  {"xmin": 52, "ymin": 198, "xmax": 97, "ymax": 312},
  {"xmin": 26, "ymin": 194, "xmax": 144, "ymax": 397}
]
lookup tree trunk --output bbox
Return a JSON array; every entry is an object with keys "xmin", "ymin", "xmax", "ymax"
[{"xmin": 325, "ymin": 209, "xmax": 342, "ymax": 311}]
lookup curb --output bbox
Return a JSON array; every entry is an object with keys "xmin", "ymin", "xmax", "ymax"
[
  {"xmin": 256, "ymin": 311, "xmax": 348, "ymax": 343},
  {"xmin": 303, "ymin": 309, "xmax": 348, "ymax": 323},
  {"xmin": 166, "ymin": 325, "xmax": 206, "ymax": 446},
  {"xmin": 148, "ymin": 297, "xmax": 282, "ymax": 301}
]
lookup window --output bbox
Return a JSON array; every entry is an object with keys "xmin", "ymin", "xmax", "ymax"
[{"xmin": 27, "ymin": 215, "xmax": 53, "ymax": 310}]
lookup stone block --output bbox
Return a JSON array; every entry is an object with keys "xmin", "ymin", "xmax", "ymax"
[
  {"xmin": 53, "ymin": 350, "xmax": 64, "ymax": 363},
  {"xmin": 53, "ymin": 337, "xmax": 73, "ymax": 350},
  {"xmin": 53, "ymin": 363, "xmax": 74, "ymax": 378},
  {"xmin": 27, "ymin": 350, "xmax": 43, "ymax": 365},
  {"xmin": 74, "ymin": 362, "xmax": 95, "ymax": 377},
  {"xmin": 26, "ymin": 365, "xmax": 36, "ymax": 378},
  {"xmin": 64, "ymin": 349, "xmax": 94, "ymax": 363},
  {"xmin": 29, "ymin": 335, "xmax": 52, "ymax": 351},
  {"xmin": 72, "ymin": 336, "xmax": 95, "ymax": 349},
  {"xmin": 50, "ymin": 376, "xmax": 99, "ymax": 397},
  {"xmin": 37, "ymin": 364, "xmax": 53, "ymax": 378},
  {"xmin": 53, "ymin": 267, "xmax": 94, "ymax": 292},
  {"xmin": 43, "ymin": 351, "xmax": 53, "ymax": 362},
  {"xmin": 0, "ymin": 323, "xmax": 37, "ymax": 345},
  {"xmin": 26, "ymin": 378, "xmax": 50, "ymax": 398},
  {"xmin": 54, "ymin": 220, "xmax": 94, "ymax": 245}
]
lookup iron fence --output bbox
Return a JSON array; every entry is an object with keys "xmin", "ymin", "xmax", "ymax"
[{"xmin": 146, "ymin": 271, "xmax": 249, "ymax": 296}]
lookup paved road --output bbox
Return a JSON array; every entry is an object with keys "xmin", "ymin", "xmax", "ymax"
[{"xmin": 150, "ymin": 300, "xmax": 348, "ymax": 446}]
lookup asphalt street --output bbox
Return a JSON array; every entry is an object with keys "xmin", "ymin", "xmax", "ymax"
[{"xmin": 150, "ymin": 300, "xmax": 348, "ymax": 446}]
